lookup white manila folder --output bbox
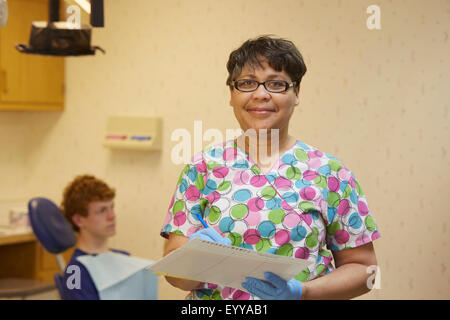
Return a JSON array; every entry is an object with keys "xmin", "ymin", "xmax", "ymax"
[{"xmin": 149, "ymin": 239, "xmax": 313, "ymax": 292}]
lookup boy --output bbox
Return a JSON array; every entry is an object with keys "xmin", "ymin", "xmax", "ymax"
[{"xmin": 61, "ymin": 174, "xmax": 129, "ymax": 300}]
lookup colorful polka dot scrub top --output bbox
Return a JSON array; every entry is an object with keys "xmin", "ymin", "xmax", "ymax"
[{"xmin": 160, "ymin": 139, "xmax": 381, "ymax": 300}]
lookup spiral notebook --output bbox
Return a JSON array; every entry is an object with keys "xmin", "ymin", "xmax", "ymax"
[{"xmin": 149, "ymin": 239, "xmax": 313, "ymax": 291}]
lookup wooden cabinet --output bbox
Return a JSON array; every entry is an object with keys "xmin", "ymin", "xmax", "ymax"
[
  {"xmin": 35, "ymin": 241, "xmax": 74, "ymax": 281},
  {"xmin": 0, "ymin": 233, "xmax": 74, "ymax": 281},
  {"xmin": 0, "ymin": 0, "xmax": 64, "ymax": 111}
]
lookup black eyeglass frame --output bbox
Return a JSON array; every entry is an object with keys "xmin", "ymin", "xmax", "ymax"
[{"xmin": 232, "ymin": 79, "xmax": 297, "ymax": 93}]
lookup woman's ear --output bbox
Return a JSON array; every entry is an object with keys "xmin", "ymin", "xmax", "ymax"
[
  {"xmin": 294, "ymin": 84, "xmax": 301, "ymax": 106},
  {"xmin": 229, "ymin": 86, "xmax": 234, "ymax": 107}
]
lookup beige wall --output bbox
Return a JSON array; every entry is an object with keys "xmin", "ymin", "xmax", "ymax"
[{"xmin": 0, "ymin": 0, "xmax": 449, "ymax": 299}]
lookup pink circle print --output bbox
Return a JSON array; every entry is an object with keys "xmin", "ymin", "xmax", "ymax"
[
  {"xmin": 303, "ymin": 170, "xmax": 318, "ymax": 181},
  {"xmin": 358, "ymin": 201, "xmax": 369, "ymax": 216},
  {"xmin": 213, "ymin": 166, "xmax": 229, "ymax": 178},
  {"xmin": 300, "ymin": 187, "xmax": 316, "ymax": 201},
  {"xmin": 248, "ymin": 197, "xmax": 264, "ymax": 212},
  {"xmin": 334, "ymin": 229, "xmax": 350, "ymax": 244},
  {"xmin": 327, "ymin": 176, "xmax": 340, "ymax": 192},
  {"xmin": 185, "ymin": 186, "xmax": 200, "ymax": 201},
  {"xmin": 250, "ymin": 175, "xmax": 267, "ymax": 187},
  {"xmin": 283, "ymin": 213, "xmax": 301, "ymax": 229},
  {"xmin": 275, "ymin": 229, "xmax": 291, "ymax": 245},
  {"xmin": 243, "ymin": 229, "xmax": 261, "ymax": 245},
  {"xmin": 233, "ymin": 171, "xmax": 249, "ymax": 185},
  {"xmin": 173, "ymin": 211, "xmax": 186, "ymax": 226},
  {"xmin": 295, "ymin": 247, "xmax": 310, "ymax": 260},
  {"xmin": 274, "ymin": 177, "xmax": 292, "ymax": 189},
  {"xmin": 232, "ymin": 290, "xmax": 250, "ymax": 300},
  {"xmin": 337, "ymin": 199, "xmax": 351, "ymax": 216},
  {"xmin": 245, "ymin": 211, "xmax": 261, "ymax": 226},
  {"xmin": 223, "ymin": 148, "xmax": 237, "ymax": 161}
]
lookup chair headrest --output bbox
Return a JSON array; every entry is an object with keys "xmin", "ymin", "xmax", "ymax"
[{"xmin": 28, "ymin": 197, "xmax": 76, "ymax": 254}]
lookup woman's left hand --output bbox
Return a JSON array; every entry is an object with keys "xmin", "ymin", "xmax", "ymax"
[{"xmin": 242, "ymin": 272, "xmax": 302, "ymax": 300}]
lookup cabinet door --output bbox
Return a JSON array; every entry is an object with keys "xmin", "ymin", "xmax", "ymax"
[
  {"xmin": 35, "ymin": 242, "xmax": 74, "ymax": 281},
  {"xmin": 0, "ymin": 0, "xmax": 64, "ymax": 106}
]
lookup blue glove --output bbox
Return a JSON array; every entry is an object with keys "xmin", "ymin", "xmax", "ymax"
[
  {"xmin": 241, "ymin": 272, "xmax": 302, "ymax": 300},
  {"xmin": 189, "ymin": 228, "xmax": 231, "ymax": 245}
]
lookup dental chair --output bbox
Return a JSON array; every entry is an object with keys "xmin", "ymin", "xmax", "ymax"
[
  {"xmin": 0, "ymin": 197, "xmax": 74, "ymax": 299},
  {"xmin": 28, "ymin": 197, "xmax": 77, "ymax": 299}
]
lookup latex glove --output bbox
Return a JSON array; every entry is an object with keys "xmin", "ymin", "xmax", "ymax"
[
  {"xmin": 241, "ymin": 272, "xmax": 302, "ymax": 300},
  {"xmin": 189, "ymin": 228, "xmax": 231, "ymax": 245}
]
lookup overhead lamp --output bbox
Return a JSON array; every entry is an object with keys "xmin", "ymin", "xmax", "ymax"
[{"xmin": 15, "ymin": 0, "xmax": 105, "ymax": 57}]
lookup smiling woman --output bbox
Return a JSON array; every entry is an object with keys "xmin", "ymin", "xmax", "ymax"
[
  {"xmin": 229, "ymin": 60, "xmax": 299, "ymax": 145},
  {"xmin": 160, "ymin": 35, "xmax": 380, "ymax": 301},
  {"xmin": 227, "ymin": 36, "xmax": 305, "ymax": 146}
]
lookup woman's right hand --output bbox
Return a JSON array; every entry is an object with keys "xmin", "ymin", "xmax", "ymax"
[
  {"xmin": 163, "ymin": 232, "xmax": 204, "ymax": 291},
  {"xmin": 189, "ymin": 228, "xmax": 231, "ymax": 245}
]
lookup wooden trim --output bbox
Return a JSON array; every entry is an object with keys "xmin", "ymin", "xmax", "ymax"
[
  {"xmin": 0, "ymin": 103, "xmax": 64, "ymax": 111},
  {"xmin": 0, "ymin": 233, "xmax": 36, "ymax": 246}
]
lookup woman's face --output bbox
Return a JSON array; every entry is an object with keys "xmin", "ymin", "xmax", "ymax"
[{"xmin": 229, "ymin": 60, "xmax": 300, "ymax": 135}]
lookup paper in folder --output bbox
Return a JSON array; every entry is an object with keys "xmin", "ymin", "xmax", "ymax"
[{"xmin": 148, "ymin": 239, "xmax": 313, "ymax": 291}]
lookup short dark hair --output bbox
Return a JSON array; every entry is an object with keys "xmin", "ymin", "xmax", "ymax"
[
  {"xmin": 61, "ymin": 174, "xmax": 115, "ymax": 232},
  {"xmin": 226, "ymin": 35, "xmax": 307, "ymax": 89}
]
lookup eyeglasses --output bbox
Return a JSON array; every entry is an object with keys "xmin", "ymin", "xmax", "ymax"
[{"xmin": 232, "ymin": 79, "xmax": 296, "ymax": 93}]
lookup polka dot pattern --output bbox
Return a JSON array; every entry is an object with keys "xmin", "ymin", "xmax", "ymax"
[{"xmin": 161, "ymin": 139, "xmax": 380, "ymax": 300}]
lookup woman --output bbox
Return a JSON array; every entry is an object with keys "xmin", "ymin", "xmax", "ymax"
[{"xmin": 161, "ymin": 35, "xmax": 380, "ymax": 300}]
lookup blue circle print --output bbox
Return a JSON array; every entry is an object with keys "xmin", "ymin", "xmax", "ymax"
[
  {"xmin": 282, "ymin": 192, "xmax": 299, "ymax": 203},
  {"xmin": 232, "ymin": 159, "xmax": 249, "ymax": 169},
  {"xmin": 349, "ymin": 212, "xmax": 362, "ymax": 229},
  {"xmin": 318, "ymin": 165, "xmax": 331, "ymax": 176},
  {"xmin": 281, "ymin": 154, "xmax": 298, "ymax": 166},
  {"xmin": 179, "ymin": 179, "xmax": 188, "ymax": 193},
  {"xmin": 233, "ymin": 189, "xmax": 252, "ymax": 202},
  {"xmin": 295, "ymin": 179, "xmax": 312, "ymax": 189},
  {"xmin": 187, "ymin": 167, "xmax": 198, "ymax": 182},
  {"xmin": 190, "ymin": 204, "xmax": 202, "ymax": 216},
  {"xmin": 202, "ymin": 179, "xmax": 217, "ymax": 196},
  {"xmin": 162, "ymin": 224, "xmax": 172, "ymax": 233},
  {"xmin": 291, "ymin": 225, "xmax": 307, "ymax": 241},
  {"xmin": 209, "ymin": 148, "xmax": 223, "ymax": 158},
  {"xmin": 258, "ymin": 221, "xmax": 276, "ymax": 238},
  {"xmin": 350, "ymin": 189, "xmax": 358, "ymax": 204},
  {"xmin": 266, "ymin": 197, "xmax": 282, "ymax": 210},
  {"xmin": 219, "ymin": 217, "xmax": 235, "ymax": 233}
]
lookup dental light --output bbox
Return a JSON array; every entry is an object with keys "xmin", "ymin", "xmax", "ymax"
[{"xmin": 15, "ymin": 0, "xmax": 105, "ymax": 56}]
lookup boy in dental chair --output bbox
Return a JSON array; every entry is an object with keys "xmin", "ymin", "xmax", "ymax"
[{"xmin": 61, "ymin": 174, "xmax": 129, "ymax": 300}]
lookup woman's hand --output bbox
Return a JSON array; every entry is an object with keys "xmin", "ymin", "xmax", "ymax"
[
  {"xmin": 242, "ymin": 272, "xmax": 302, "ymax": 300},
  {"xmin": 163, "ymin": 233, "xmax": 204, "ymax": 291},
  {"xmin": 189, "ymin": 228, "xmax": 231, "ymax": 245}
]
